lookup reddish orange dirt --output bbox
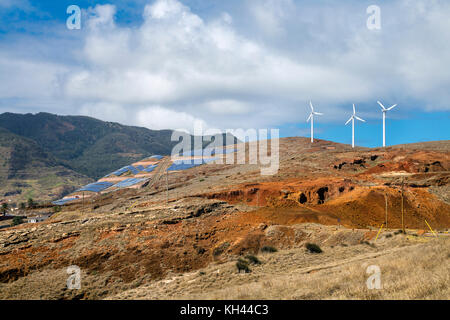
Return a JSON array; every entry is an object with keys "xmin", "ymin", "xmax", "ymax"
[{"xmin": 0, "ymin": 138, "xmax": 449, "ymax": 299}]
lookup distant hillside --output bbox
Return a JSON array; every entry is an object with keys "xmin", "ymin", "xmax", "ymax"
[
  {"xmin": 0, "ymin": 112, "xmax": 235, "ymax": 180},
  {"xmin": 0, "ymin": 127, "xmax": 92, "ymax": 204},
  {"xmin": 0, "ymin": 112, "xmax": 178, "ymax": 179}
]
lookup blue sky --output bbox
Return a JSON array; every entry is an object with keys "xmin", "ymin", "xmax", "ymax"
[{"xmin": 0, "ymin": 0, "xmax": 449, "ymax": 147}]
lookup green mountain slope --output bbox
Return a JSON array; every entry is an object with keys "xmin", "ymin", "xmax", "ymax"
[
  {"xmin": 0, "ymin": 112, "xmax": 239, "ymax": 180},
  {"xmin": 0, "ymin": 127, "xmax": 92, "ymax": 204},
  {"xmin": 0, "ymin": 112, "xmax": 180, "ymax": 179}
]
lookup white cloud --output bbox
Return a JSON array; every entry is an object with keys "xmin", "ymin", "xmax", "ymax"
[
  {"xmin": 136, "ymin": 105, "xmax": 207, "ymax": 131},
  {"xmin": 247, "ymin": 0, "xmax": 293, "ymax": 37},
  {"xmin": 1, "ymin": 0, "xmax": 450, "ymax": 132}
]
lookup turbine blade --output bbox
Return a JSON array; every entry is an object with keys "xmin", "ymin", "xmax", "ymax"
[
  {"xmin": 353, "ymin": 104, "xmax": 356, "ymax": 115},
  {"xmin": 345, "ymin": 117, "xmax": 352, "ymax": 125},
  {"xmin": 314, "ymin": 112, "xmax": 324, "ymax": 116},
  {"xmin": 387, "ymin": 104, "xmax": 397, "ymax": 111},
  {"xmin": 307, "ymin": 114, "xmax": 312, "ymax": 122},
  {"xmin": 377, "ymin": 101, "xmax": 386, "ymax": 110},
  {"xmin": 310, "ymin": 101, "xmax": 314, "ymax": 111},
  {"xmin": 355, "ymin": 116, "xmax": 366, "ymax": 122}
]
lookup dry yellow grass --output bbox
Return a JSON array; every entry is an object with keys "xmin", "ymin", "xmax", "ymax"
[
  {"xmin": 189, "ymin": 239, "xmax": 450, "ymax": 300},
  {"xmin": 110, "ymin": 236, "xmax": 449, "ymax": 300}
]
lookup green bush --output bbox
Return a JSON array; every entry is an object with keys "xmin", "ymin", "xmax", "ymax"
[
  {"xmin": 261, "ymin": 246, "xmax": 277, "ymax": 253},
  {"xmin": 12, "ymin": 216, "xmax": 23, "ymax": 226},
  {"xmin": 27, "ymin": 198, "xmax": 35, "ymax": 209},
  {"xmin": 306, "ymin": 243, "xmax": 323, "ymax": 253},
  {"xmin": 236, "ymin": 258, "xmax": 251, "ymax": 273},
  {"xmin": 245, "ymin": 254, "xmax": 262, "ymax": 265}
]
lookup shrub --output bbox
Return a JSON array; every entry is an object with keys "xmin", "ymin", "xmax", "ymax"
[
  {"xmin": 261, "ymin": 246, "xmax": 277, "ymax": 253},
  {"xmin": 12, "ymin": 216, "xmax": 23, "ymax": 226},
  {"xmin": 213, "ymin": 242, "xmax": 230, "ymax": 257},
  {"xmin": 245, "ymin": 254, "xmax": 261, "ymax": 265},
  {"xmin": 362, "ymin": 241, "xmax": 376, "ymax": 248},
  {"xmin": 236, "ymin": 258, "xmax": 251, "ymax": 273},
  {"xmin": 306, "ymin": 243, "xmax": 323, "ymax": 253},
  {"xmin": 27, "ymin": 198, "xmax": 35, "ymax": 209},
  {"xmin": 53, "ymin": 206, "xmax": 61, "ymax": 213}
]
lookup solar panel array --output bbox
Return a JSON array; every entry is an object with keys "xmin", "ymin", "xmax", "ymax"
[
  {"xmin": 202, "ymin": 157, "xmax": 219, "ymax": 164},
  {"xmin": 142, "ymin": 164, "xmax": 157, "ymax": 173},
  {"xmin": 110, "ymin": 165, "xmax": 140, "ymax": 176},
  {"xmin": 167, "ymin": 161, "xmax": 200, "ymax": 171},
  {"xmin": 52, "ymin": 197, "xmax": 77, "ymax": 206},
  {"xmin": 167, "ymin": 158, "xmax": 219, "ymax": 171},
  {"xmin": 178, "ymin": 148, "xmax": 237, "ymax": 157},
  {"xmin": 112, "ymin": 178, "xmax": 147, "ymax": 188},
  {"xmin": 150, "ymin": 155, "xmax": 164, "ymax": 160},
  {"xmin": 77, "ymin": 181, "xmax": 114, "ymax": 193}
]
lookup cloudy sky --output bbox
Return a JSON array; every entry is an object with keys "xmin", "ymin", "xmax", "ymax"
[{"xmin": 0, "ymin": 0, "xmax": 449, "ymax": 146}]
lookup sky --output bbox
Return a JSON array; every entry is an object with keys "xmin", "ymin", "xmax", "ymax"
[{"xmin": 0, "ymin": 0, "xmax": 449, "ymax": 147}]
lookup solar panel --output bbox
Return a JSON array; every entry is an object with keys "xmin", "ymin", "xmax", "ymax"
[
  {"xmin": 77, "ymin": 181, "xmax": 114, "ymax": 193},
  {"xmin": 177, "ymin": 148, "xmax": 237, "ymax": 157},
  {"xmin": 202, "ymin": 157, "xmax": 219, "ymax": 164},
  {"xmin": 142, "ymin": 164, "xmax": 157, "ymax": 173},
  {"xmin": 167, "ymin": 157, "xmax": 218, "ymax": 171},
  {"xmin": 167, "ymin": 161, "xmax": 200, "ymax": 171},
  {"xmin": 136, "ymin": 165, "xmax": 145, "ymax": 171},
  {"xmin": 112, "ymin": 178, "xmax": 147, "ymax": 188},
  {"xmin": 110, "ymin": 165, "xmax": 140, "ymax": 176},
  {"xmin": 150, "ymin": 155, "xmax": 164, "ymax": 160},
  {"xmin": 52, "ymin": 197, "xmax": 77, "ymax": 205}
]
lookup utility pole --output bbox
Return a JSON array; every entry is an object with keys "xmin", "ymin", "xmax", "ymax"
[
  {"xmin": 401, "ymin": 178, "xmax": 405, "ymax": 233},
  {"xmin": 385, "ymin": 193, "xmax": 388, "ymax": 229},
  {"xmin": 257, "ymin": 191, "xmax": 260, "ymax": 207},
  {"xmin": 166, "ymin": 169, "xmax": 169, "ymax": 204}
]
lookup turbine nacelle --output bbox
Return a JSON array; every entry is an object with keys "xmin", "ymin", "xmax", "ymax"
[
  {"xmin": 377, "ymin": 101, "xmax": 397, "ymax": 112},
  {"xmin": 307, "ymin": 101, "xmax": 324, "ymax": 122},
  {"xmin": 345, "ymin": 104, "xmax": 365, "ymax": 125}
]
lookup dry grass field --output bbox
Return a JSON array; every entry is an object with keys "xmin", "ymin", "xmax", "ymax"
[{"xmin": 110, "ymin": 234, "xmax": 449, "ymax": 300}]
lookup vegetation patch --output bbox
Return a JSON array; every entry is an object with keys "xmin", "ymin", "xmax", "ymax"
[
  {"xmin": 261, "ymin": 246, "xmax": 277, "ymax": 253},
  {"xmin": 306, "ymin": 243, "xmax": 323, "ymax": 253},
  {"xmin": 236, "ymin": 258, "xmax": 251, "ymax": 273},
  {"xmin": 245, "ymin": 254, "xmax": 262, "ymax": 265}
]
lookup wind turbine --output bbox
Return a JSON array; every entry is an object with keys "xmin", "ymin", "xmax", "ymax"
[
  {"xmin": 307, "ymin": 101, "xmax": 324, "ymax": 143},
  {"xmin": 345, "ymin": 104, "xmax": 366, "ymax": 148},
  {"xmin": 377, "ymin": 101, "xmax": 397, "ymax": 147}
]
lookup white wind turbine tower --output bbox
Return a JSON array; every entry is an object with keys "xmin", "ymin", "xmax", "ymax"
[
  {"xmin": 345, "ymin": 104, "xmax": 366, "ymax": 148},
  {"xmin": 377, "ymin": 101, "xmax": 397, "ymax": 147},
  {"xmin": 307, "ymin": 101, "xmax": 324, "ymax": 143}
]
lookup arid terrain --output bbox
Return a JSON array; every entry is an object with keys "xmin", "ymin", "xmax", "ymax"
[{"xmin": 0, "ymin": 137, "xmax": 449, "ymax": 300}]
